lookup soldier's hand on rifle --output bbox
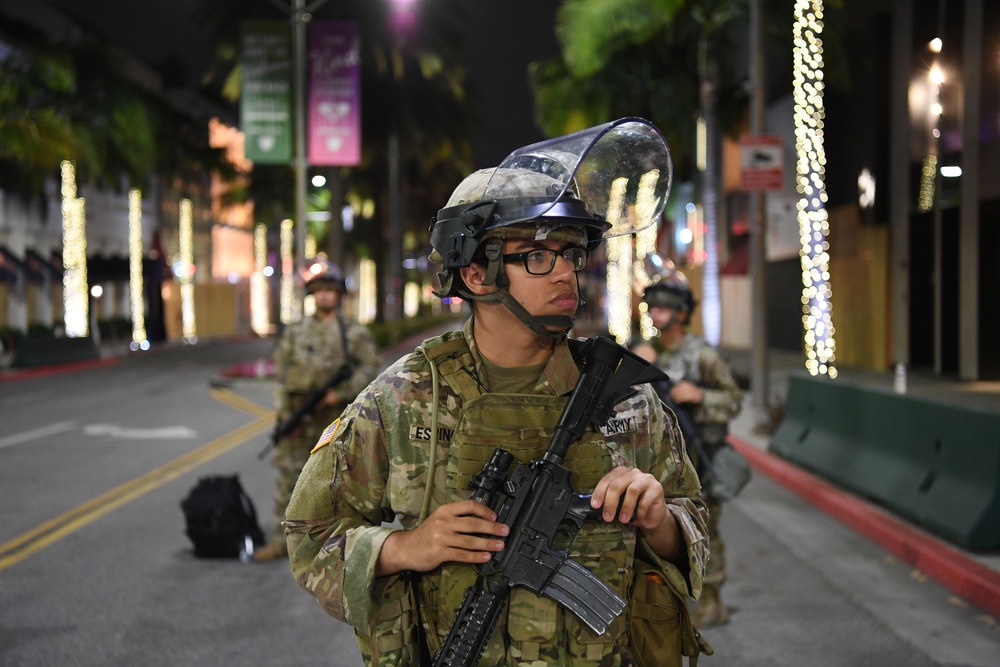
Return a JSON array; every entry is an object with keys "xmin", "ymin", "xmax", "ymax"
[
  {"xmin": 376, "ymin": 500, "xmax": 509, "ymax": 577},
  {"xmin": 316, "ymin": 389, "xmax": 342, "ymax": 411},
  {"xmin": 590, "ymin": 466, "xmax": 682, "ymax": 562},
  {"xmin": 670, "ymin": 380, "xmax": 704, "ymax": 406}
]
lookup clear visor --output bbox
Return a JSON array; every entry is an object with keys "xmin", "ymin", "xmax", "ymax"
[{"xmin": 483, "ymin": 118, "xmax": 672, "ymax": 237}]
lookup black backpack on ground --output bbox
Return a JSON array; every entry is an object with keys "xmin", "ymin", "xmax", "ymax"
[{"xmin": 180, "ymin": 474, "xmax": 265, "ymax": 561}]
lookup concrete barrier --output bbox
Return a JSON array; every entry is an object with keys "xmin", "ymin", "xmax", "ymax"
[{"xmin": 771, "ymin": 373, "xmax": 1000, "ymax": 551}]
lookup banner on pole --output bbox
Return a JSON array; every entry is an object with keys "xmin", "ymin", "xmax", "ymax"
[
  {"xmin": 241, "ymin": 21, "xmax": 293, "ymax": 164},
  {"xmin": 308, "ymin": 21, "xmax": 361, "ymax": 166},
  {"xmin": 739, "ymin": 135, "xmax": 783, "ymax": 191}
]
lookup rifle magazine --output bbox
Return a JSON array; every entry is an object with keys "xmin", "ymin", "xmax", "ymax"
[{"xmin": 541, "ymin": 557, "xmax": 626, "ymax": 635}]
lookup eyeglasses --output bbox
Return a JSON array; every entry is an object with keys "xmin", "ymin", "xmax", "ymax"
[{"xmin": 501, "ymin": 246, "xmax": 589, "ymax": 275}]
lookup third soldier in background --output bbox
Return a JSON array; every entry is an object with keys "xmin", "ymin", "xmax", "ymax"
[
  {"xmin": 632, "ymin": 256, "xmax": 744, "ymax": 627},
  {"xmin": 254, "ymin": 257, "xmax": 381, "ymax": 562}
]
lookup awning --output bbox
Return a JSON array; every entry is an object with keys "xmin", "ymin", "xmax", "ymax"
[
  {"xmin": 0, "ymin": 263, "xmax": 15, "ymax": 285},
  {"xmin": 25, "ymin": 248, "xmax": 62, "ymax": 281},
  {"xmin": 0, "ymin": 246, "xmax": 24, "ymax": 285}
]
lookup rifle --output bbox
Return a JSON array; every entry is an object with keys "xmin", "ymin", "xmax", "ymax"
[
  {"xmin": 432, "ymin": 336, "xmax": 669, "ymax": 667},
  {"xmin": 257, "ymin": 363, "xmax": 354, "ymax": 460}
]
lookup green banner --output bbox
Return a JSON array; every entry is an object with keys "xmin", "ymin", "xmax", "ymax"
[{"xmin": 240, "ymin": 21, "xmax": 292, "ymax": 164}]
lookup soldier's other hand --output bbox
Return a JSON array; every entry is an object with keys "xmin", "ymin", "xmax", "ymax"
[
  {"xmin": 316, "ymin": 389, "xmax": 341, "ymax": 410},
  {"xmin": 377, "ymin": 500, "xmax": 508, "ymax": 576},
  {"xmin": 670, "ymin": 381, "xmax": 704, "ymax": 405},
  {"xmin": 590, "ymin": 466, "xmax": 667, "ymax": 533}
]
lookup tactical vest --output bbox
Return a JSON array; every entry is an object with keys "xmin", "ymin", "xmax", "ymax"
[{"xmin": 414, "ymin": 336, "xmax": 644, "ymax": 666}]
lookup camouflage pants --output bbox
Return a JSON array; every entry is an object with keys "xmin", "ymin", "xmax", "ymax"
[{"xmin": 703, "ymin": 493, "xmax": 726, "ymax": 587}]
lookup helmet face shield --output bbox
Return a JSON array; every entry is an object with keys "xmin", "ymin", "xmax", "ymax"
[
  {"xmin": 487, "ymin": 117, "xmax": 672, "ymax": 237},
  {"xmin": 430, "ymin": 118, "xmax": 672, "ymax": 300},
  {"xmin": 640, "ymin": 252, "xmax": 695, "ymax": 314}
]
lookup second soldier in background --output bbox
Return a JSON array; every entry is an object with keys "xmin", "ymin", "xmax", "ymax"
[
  {"xmin": 254, "ymin": 257, "xmax": 380, "ymax": 562},
  {"xmin": 632, "ymin": 258, "xmax": 744, "ymax": 626}
]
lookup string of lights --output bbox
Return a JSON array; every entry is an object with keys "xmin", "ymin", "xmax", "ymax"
[
  {"xmin": 251, "ymin": 223, "xmax": 271, "ymax": 336},
  {"xmin": 60, "ymin": 160, "xmax": 88, "ymax": 338},
  {"xmin": 793, "ymin": 0, "xmax": 837, "ymax": 378},
  {"xmin": 178, "ymin": 198, "xmax": 197, "ymax": 343},
  {"xmin": 128, "ymin": 188, "xmax": 148, "ymax": 350}
]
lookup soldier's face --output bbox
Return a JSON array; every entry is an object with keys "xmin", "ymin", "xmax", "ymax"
[
  {"xmin": 649, "ymin": 305, "xmax": 686, "ymax": 331},
  {"xmin": 503, "ymin": 237, "xmax": 580, "ymax": 326},
  {"xmin": 313, "ymin": 286, "xmax": 341, "ymax": 313}
]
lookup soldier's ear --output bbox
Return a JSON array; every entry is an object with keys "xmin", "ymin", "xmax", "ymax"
[{"xmin": 460, "ymin": 263, "xmax": 493, "ymax": 296}]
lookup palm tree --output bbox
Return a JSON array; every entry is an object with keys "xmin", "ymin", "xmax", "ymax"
[
  {"xmin": 0, "ymin": 23, "xmax": 235, "ymax": 199},
  {"xmin": 532, "ymin": 0, "xmax": 748, "ymax": 345}
]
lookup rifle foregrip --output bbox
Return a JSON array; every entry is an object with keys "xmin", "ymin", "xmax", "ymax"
[{"xmin": 433, "ymin": 582, "xmax": 508, "ymax": 667}]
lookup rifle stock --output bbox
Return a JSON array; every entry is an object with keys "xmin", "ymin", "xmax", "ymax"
[
  {"xmin": 432, "ymin": 337, "xmax": 669, "ymax": 667},
  {"xmin": 257, "ymin": 363, "xmax": 354, "ymax": 460}
]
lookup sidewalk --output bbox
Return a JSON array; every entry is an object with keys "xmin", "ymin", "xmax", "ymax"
[{"xmin": 722, "ymin": 345, "xmax": 1000, "ymax": 619}]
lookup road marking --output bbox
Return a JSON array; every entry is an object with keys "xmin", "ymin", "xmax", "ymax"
[
  {"xmin": 0, "ymin": 422, "xmax": 77, "ymax": 450},
  {"xmin": 0, "ymin": 413, "xmax": 273, "ymax": 572},
  {"xmin": 82, "ymin": 424, "xmax": 199, "ymax": 439},
  {"xmin": 210, "ymin": 387, "xmax": 274, "ymax": 418}
]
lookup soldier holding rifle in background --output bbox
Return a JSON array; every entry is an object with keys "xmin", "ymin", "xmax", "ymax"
[
  {"xmin": 631, "ymin": 256, "xmax": 744, "ymax": 627},
  {"xmin": 254, "ymin": 257, "xmax": 380, "ymax": 562},
  {"xmin": 283, "ymin": 120, "xmax": 710, "ymax": 666}
]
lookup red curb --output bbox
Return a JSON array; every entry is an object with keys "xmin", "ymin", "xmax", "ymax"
[
  {"xmin": 0, "ymin": 356, "xmax": 120, "ymax": 382},
  {"xmin": 729, "ymin": 435, "xmax": 1000, "ymax": 619}
]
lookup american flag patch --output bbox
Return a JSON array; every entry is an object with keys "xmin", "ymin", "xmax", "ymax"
[{"xmin": 310, "ymin": 418, "xmax": 341, "ymax": 454}]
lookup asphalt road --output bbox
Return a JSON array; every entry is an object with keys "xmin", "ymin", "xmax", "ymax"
[{"xmin": 1, "ymin": 338, "xmax": 996, "ymax": 666}]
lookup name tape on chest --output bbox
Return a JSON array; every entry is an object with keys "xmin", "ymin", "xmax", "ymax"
[{"xmin": 408, "ymin": 424, "xmax": 454, "ymax": 443}]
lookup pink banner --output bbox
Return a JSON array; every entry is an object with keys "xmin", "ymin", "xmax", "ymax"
[{"xmin": 308, "ymin": 22, "xmax": 361, "ymax": 166}]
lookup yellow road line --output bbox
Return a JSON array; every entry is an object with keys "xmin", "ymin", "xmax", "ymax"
[
  {"xmin": 209, "ymin": 387, "xmax": 274, "ymax": 418},
  {"xmin": 0, "ymin": 414, "xmax": 273, "ymax": 572}
]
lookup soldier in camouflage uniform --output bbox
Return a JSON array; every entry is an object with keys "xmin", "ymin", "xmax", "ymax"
[
  {"xmin": 254, "ymin": 257, "xmax": 380, "ymax": 562},
  {"xmin": 632, "ymin": 256, "xmax": 743, "ymax": 627},
  {"xmin": 284, "ymin": 119, "xmax": 710, "ymax": 665}
]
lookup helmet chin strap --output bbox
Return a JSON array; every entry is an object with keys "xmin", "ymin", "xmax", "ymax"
[
  {"xmin": 459, "ymin": 287, "xmax": 575, "ymax": 338},
  {"xmin": 458, "ymin": 245, "xmax": 579, "ymax": 338}
]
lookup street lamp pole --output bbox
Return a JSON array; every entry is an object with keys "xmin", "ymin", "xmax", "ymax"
[
  {"xmin": 292, "ymin": 0, "xmax": 309, "ymax": 319},
  {"xmin": 749, "ymin": 0, "xmax": 770, "ymax": 407}
]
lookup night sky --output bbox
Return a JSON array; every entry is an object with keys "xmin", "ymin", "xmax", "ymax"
[{"xmin": 43, "ymin": 0, "xmax": 562, "ymax": 167}]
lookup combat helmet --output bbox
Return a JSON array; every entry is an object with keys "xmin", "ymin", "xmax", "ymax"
[
  {"xmin": 429, "ymin": 117, "xmax": 673, "ymax": 336},
  {"xmin": 641, "ymin": 252, "xmax": 696, "ymax": 317},
  {"xmin": 301, "ymin": 256, "xmax": 346, "ymax": 293}
]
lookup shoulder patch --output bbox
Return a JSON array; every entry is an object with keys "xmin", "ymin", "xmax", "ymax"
[{"xmin": 310, "ymin": 418, "xmax": 341, "ymax": 454}]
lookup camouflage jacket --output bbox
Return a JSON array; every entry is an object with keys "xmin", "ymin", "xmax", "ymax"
[
  {"xmin": 285, "ymin": 319, "xmax": 709, "ymax": 666},
  {"xmin": 653, "ymin": 333, "xmax": 743, "ymax": 443},
  {"xmin": 272, "ymin": 312, "xmax": 381, "ymax": 419}
]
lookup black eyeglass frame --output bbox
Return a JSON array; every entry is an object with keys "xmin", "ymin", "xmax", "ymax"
[{"xmin": 501, "ymin": 246, "xmax": 589, "ymax": 275}]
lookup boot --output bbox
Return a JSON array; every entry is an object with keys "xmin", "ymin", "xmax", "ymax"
[
  {"xmin": 253, "ymin": 541, "xmax": 288, "ymax": 562},
  {"xmin": 692, "ymin": 584, "xmax": 730, "ymax": 627}
]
